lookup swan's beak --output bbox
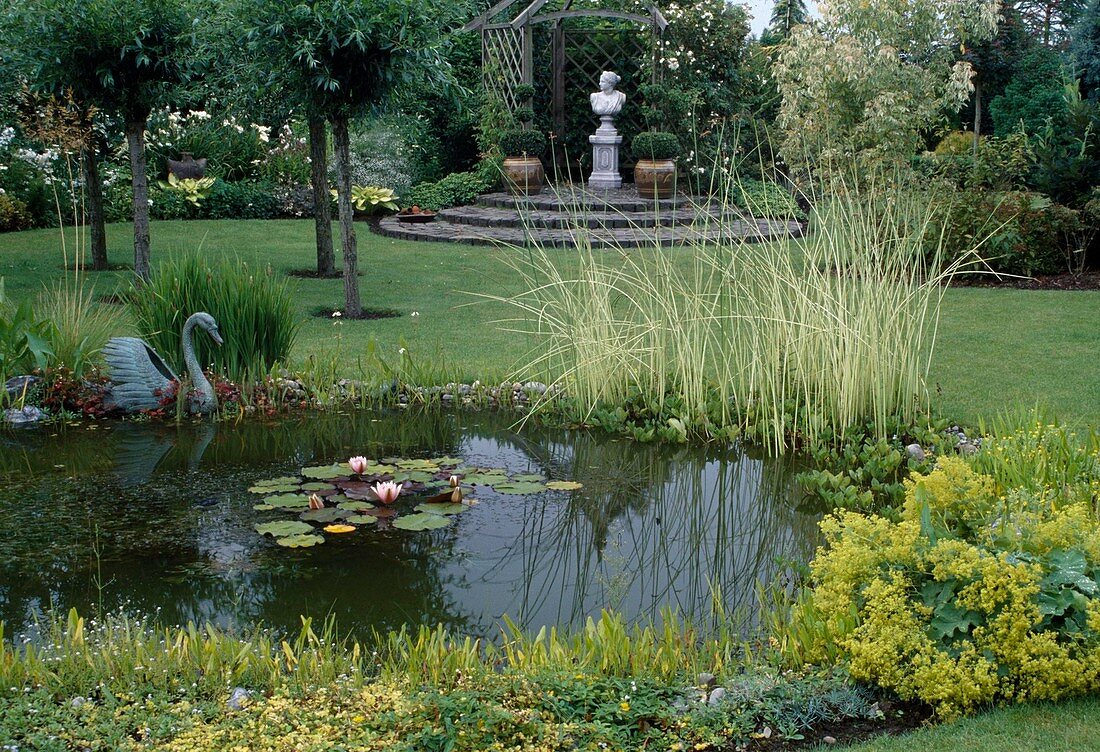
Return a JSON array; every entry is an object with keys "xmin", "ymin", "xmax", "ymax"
[{"xmin": 211, "ymin": 329, "xmax": 224, "ymax": 346}]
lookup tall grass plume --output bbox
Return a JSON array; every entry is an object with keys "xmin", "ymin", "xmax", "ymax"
[{"xmin": 489, "ymin": 170, "xmax": 980, "ymax": 451}]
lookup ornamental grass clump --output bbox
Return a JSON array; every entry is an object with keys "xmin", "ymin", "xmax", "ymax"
[
  {"xmin": 797, "ymin": 423, "xmax": 1100, "ymax": 718},
  {"xmin": 127, "ymin": 253, "xmax": 298, "ymax": 382},
  {"xmin": 493, "ymin": 170, "xmax": 974, "ymax": 452}
]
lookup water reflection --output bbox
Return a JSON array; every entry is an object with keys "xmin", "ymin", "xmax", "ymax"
[{"xmin": 0, "ymin": 412, "xmax": 818, "ymax": 638}]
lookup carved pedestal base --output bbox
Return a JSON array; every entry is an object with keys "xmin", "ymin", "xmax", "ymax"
[{"xmin": 587, "ymin": 116, "xmax": 622, "ymax": 190}]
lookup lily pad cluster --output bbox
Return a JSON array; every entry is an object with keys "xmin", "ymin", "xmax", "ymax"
[{"xmin": 248, "ymin": 456, "xmax": 582, "ymax": 548}]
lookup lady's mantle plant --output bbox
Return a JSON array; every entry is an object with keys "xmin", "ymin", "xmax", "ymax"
[{"xmin": 806, "ymin": 425, "xmax": 1100, "ymax": 718}]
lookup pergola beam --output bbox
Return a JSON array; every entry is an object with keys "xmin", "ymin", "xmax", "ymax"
[
  {"xmin": 530, "ymin": 9, "xmax": 658, "ymax": 27},
  {"xmin": 509, "ymin": 0, "xmax": 551, "ymax": 29},
  {"xmin": 460, "ymin": 0, "xmax": 521, "ymax": 32}
]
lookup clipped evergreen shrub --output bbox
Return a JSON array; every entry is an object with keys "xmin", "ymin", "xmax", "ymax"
[
  {"xmin": 632, "ymin": 131, "xmax": 681, "ymax": 161},
  {"xmin": 499, "ymin": 129, "xmax": 547, "ymax": 159}
]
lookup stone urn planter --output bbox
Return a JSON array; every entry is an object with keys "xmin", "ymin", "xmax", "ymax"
[
  {"xmin": 500, "ymin": 129, "xmax": 548, "ymax": 196},
  {"xmin": 167, "ymin": 152, "xmax": 208, "ymax": 179},
  {"xmin": 502, "ymin": 156, "xmax": 545, "ymax": 196},
  {"xmin": 634, "ymin": 159, "xmax": 677, "ymax": 200},
  {"xmin": 632, "ymin": 132, "xmax": 680, "ymax": 200}
]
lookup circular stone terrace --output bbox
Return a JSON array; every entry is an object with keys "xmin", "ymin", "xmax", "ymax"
[{"xmin": 375, "ymin": 186, "xmax": 805, "ymax": 248}]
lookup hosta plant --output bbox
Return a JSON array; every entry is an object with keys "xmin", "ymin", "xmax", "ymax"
[
  {"xmin": 335, "ymin": 186, "xmax": 399, "ymax": 214},
  {"xmin": 158, "ymin": 173, "xmax": 217, "ymax": 207}
]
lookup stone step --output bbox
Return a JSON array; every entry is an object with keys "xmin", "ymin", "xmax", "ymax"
[
  {"xmin": 476, "ymin": 188, "xmax": 689, "ymax": 213},
  {"xmin": 376, "ymin": 215, "xmax": 804, "ymax": 249},
  {"xmin": 437, "ymin": 204, "xmax": 728, "ymax": 230}
]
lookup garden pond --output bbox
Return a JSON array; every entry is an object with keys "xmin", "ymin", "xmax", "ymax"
[{"xmin": 0, "ymin": 411, "xmax": 819, "ymax": 639}]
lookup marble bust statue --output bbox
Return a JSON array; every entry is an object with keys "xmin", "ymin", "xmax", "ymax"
[{"xmin": 590, "ymin": 71, "xmax": 626, "ymax": 117}]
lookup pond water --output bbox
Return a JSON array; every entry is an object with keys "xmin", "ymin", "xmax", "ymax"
[{"xmin": 0, "ymin": 411, "xmax": 819, "ymax": 639}]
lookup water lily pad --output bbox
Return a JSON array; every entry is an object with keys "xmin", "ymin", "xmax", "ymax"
[
  {"xmin": 254, "ymin": 476, "xmax": 301, "ymax": 486},
  {"xmin": 546, "ymin": 480, "xmax": 583, "ymax": 491},
  {"xmin": 300, "ymin": 482, "xmax": 335, "ymax": 491},
  {"xmin": 392, "ymin": 513, "xmax": 453, "ymax": 531},
  {"xmin": 324, "ymin": 524, "xmax": 356, "ymax": 534},
  {"xmin": 415, "ymin": 502, "xmax": 468, "ymax": 516},
  {"xmin": 392, "ymin": 470, "xmax": 436, "ymax": 484},
  {"xmin": 432, "ymin": 456, "xmax": 463, "ymax": 466},
  {"xmin": 253, "ymin": 504, "xmax": 275, "ymax": 511},
  {"xmin": 255, "ymin": 520, "xmax": 314, "ymax": 537},
  {"xmin": 463, "ymin": 472, "xmax": 510, "ymax": 486},
  {"xmin": 512, "ymin": 473, "xmax": 546, "ymax": 483},
  {"xmin": 301, "ymin": 465, "xmax": 348, "ymax": 480},
  {"xmin": 346, "ymin": 514, "xmax": 378, "ymax": 525},
  {"xmin": 276, "ymin": 533, "xmax": 324, "ymax": 548},
  {"xmin": 264, "ymin": 494, "xmax": 310, "ymax": 509},
  {"xmin": 249, "ymin": 483, "xmax": 300, "ymax": 494},
  {"xmin": 492, "ymin": 481, "xmax": 548, "ymax": 495},
  {"xmin": 299, "ymin": 508, "xmax": 350, "ymax": 524},
  {"xmin": 395, "ymin": 459, "xmax": 440, "ymax": 471},
  {"xmin": 337, "ymin": 500, "xmax": 375, "ymax": 511}
]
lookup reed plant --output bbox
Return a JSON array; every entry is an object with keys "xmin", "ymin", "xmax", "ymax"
[
  {"xmin": 489, "ymin": 170, "xmax": 980, "ymax": 452},
  {"xmin": 36, "ymin": 280, "xmax": 119, "ymax": 376},
  {"xmin": 127, "ymin": 253, "xmax": 299, "ymax": 382}
]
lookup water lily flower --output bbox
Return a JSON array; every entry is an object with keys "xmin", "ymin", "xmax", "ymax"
[
  {"xmin": 372, "ymin": 480, "xmax": 402, "ymax": 505},
  {"xmin": 348, "ymin": 456, "xmax": 369, "ymax": 475},
  {"xmin": 308, "ymin": 493, "xmax": 325, "ymax": 510}
]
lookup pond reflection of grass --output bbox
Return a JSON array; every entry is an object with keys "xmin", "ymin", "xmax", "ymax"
[{"xmin": 491, "ymin": 430, "xmax": 818, "ymax": 633}]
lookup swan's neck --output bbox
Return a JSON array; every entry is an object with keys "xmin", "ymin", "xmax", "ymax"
[{"xmin": 182, "ymin": 317, "xmax": 216, "ymax": 409}]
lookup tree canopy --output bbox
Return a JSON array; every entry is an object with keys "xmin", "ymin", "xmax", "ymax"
[
  {"xmin": 762, "ymin": 0, "xmax": 808, "ymax": 43},
  {"xmin": 1071, "ymin": 0, "xmax": 1100, "ymax": 97},
  {"xmin": 774, "ymin": 0, "xmax": 1001, "ymax": 172}
]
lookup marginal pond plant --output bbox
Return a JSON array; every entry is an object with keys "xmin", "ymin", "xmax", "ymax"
[
  {"xmin": 127, "ymin": 253, "xmax": 298, "ymax": 383},
  {"xmin": 0, "ymin": 608, "xmax": 884, "ymax": 751},
  {"xmin": 492, "ymin": 170, "xmax": 981, "ymax": 452}
]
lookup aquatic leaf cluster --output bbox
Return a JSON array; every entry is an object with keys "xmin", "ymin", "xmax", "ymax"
[{"xmin": 248, "ymin": 456, "xmax": 582, "ymax": 548}]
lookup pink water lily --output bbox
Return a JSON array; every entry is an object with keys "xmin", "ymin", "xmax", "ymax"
[
  {"xmin": 348, "ymin": 456, "xmax": 369, "ymax": 476},
  {"xmin": 308, "ymin": 493, "xmax": 325, "ymax": 510},
  {"xmin": 372, "ymin": 480, "xmax": 402, "ymax": 505}
]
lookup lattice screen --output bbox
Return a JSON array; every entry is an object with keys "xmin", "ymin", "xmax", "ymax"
[
  {"xmin": 551, "ymin": 26, "xmax": 652, "ymax": 176},
  {"xmin": 483, "ymin": 26, "xmax": 526, "ymax": 112},
  {"xmin": 561, "ymin": 27, "xmax": 649, "ymax": 136}
]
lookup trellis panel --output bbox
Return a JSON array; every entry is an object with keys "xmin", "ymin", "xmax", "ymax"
[{"xmin": 483, "ymin": 25, "xmax": 526, "ymax": 112}]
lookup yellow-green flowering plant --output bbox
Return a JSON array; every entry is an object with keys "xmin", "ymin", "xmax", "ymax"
[
  {"xmin": 797, "ymin": 440, "xmax": 1100, "ymax": 719},
  {"xmin": 157, "ymin": 172, "xmax": 216, "ymax": 207}
]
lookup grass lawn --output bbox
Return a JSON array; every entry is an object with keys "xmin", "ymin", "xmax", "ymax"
[
  {"xmin": 840, "ymin": 697, "xmax": 1100, "ymax": 751},
  {"xmin": 1, "ymin": 218, "xmax": 1097, "ymax": 426}
]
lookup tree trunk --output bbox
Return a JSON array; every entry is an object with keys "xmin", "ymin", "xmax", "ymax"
[
  {"xmin": 82, "ymin": 145, "xmax": 108, "ymax": 271},
  {"xmin": 126, "ymin": 120, "xmax": 151, "ymax": 282},
  {"xmin": 331, "ymin": 116, "xmax": 361, "ymax": 318},
  {"xmin": 972, "ymin": 80, "xmax": 982, "ymax": 159},
  {"xmin": 308, "ymin": 115, "xmax": 335, "ymax": 277}
]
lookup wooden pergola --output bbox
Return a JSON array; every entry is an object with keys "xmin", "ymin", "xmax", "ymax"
[{"xmin": 461, "ymin": 0, "xmax": 668, "ymax": 125}]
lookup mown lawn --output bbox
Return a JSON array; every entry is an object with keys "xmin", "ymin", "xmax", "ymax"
[
  {"xmin": 841, "ymin": 697, "xmax": 1100, "ymax": 752},
  {"xmin": 1, "ymin": 218, "xmax": 1097, "ymax": 426}
]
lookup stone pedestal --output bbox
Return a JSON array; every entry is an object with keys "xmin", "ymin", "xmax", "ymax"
[{"xmin": 587, "ymin": 116, "xmax": 622, "ymax": 190}]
